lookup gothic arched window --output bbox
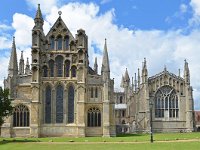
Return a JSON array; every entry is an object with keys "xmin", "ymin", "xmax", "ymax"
[
  {"xmin": 55, "ymin": 55, "xmax": 63, "ymax": 77},
  {"xmin": 65, "ymin": 60, "xmax": 70, "ymax": 77},
  {"xmin": 50, "ymin": 36, "xmax": 55, "ymax": 50},
  {"xmin": 49, "ymin": 60, "xmax": 54, "ymax": 77},
  {"xmin": 45, "ymin": 86, "xmax": 51, "ymax": 123},
  {"xmin": 68, "ymin": 85, "xmax": 74, "ymax": 123},
  {"xmin": 71, "ymin": 66, "xmax": 77, "ymax": 77},
  {"xmin": 56, "ymin": 85, "xmax": 63, "ymax": 123},
  {"xmin": 43, "ymin": 66, "xmax": 48, "ymax": 77},
  {"xmin": 87, "ymin": 107, "xmax": 101, "ymax": 127},
  {"xmin": 155, "ymin": 86, "xmax": 179, "ymax": 118},
  {"xmin": 13, "ymin": 105, "xmax": 29, "ymax": 127},
  {"xmin": 65, "ymin": 36, "xmax": 69, "ymax": 50},
  {"xmin": 57, "ymin": 36, "xmax": 62, "ymax": 50},
  {"xmin": 91, "ymin": 87, "xmax": 94, "ymax": 98},
  {"xmin": 95, "ymin": 87, "xmax": 98, "ymax": 98}
]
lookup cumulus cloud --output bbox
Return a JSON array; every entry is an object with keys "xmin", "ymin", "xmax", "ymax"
[
  {"xmin": 1, "ymin": 1, "xmax": 200, "ymax": 109},
  {"xmin": 25, "ymin": 0, "xmax": 58, "ymax": 14}
]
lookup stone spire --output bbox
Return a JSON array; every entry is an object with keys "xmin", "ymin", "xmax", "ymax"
[
  {"xmin": 8, "ymin": 37, "xmax": 18, "ymax": 76},
  {"xmin": 164, "ymin": 65, "xmax": 167, "ymax": 72},
  {"xmin": 134, "ymin": 72, "xmax": 137, "ymax": 91},
  {"xmin": 184, "ymin": 59, "xmax": 190, "ymax": 84},
  {"xmin": 19, "ymin": 51, "xmax": 24, "ymax": 75},
  {"xmin": 34, "ymin": 4, "xmax": 44, "ymax": 30},
  {"xmin": 137, "ymin": 68, "xmax": 140, "ymax": 89},
  {"xmin": 101, "ymin": 39, "xmax": 110, "ymax": 73},
  {"xmin": 124, "ymin": 68, "xmax": 130, "ymax": 83},
  {"xmin": 120, "ymin": 75, "xmax": 125, "ymax": 88},
  {"xmin": 94, "ymin": 57, "xmax": 98, "ymax": 74},
  {"xmin": 142, "ymin": 58, "xmax": 148, "ymax": 83},
  {"xmin": 25, "ymin": 57, "xmax": 30, "ymax": 74}
]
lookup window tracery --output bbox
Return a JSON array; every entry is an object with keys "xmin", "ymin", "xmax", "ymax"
[
  {"xmin": 68, "ymin": 85, "xmax": 74, "ymax": 123},
  {"xmin": 56, "ymin": 85, "xmax": 63, "ymax": 123},
  {"xmin": 155, "ymin": 86, "xmax": 179, "ymax": 118},
  {"xmin": 13, "ymin": 105, "xmax": 29, "ymax": 127},
  {"xmin": 87, "ymin": 107, "xmax": 101, "ymax": 127}
]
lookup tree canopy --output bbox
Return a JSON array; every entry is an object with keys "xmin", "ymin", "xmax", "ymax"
[{"xmin": 0, "ymin": 87, "xmax": 13, "ymax": 126}]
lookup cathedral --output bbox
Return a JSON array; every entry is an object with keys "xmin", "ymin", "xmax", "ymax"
[
  {"xmin": 1, "ymin": 4, "xmax": 195, "ymax": 138},
  {"xmin": 115, "ymin": 59, "xmax": 195, "ymax": 133},
  {"xmin": 1, "ymin": 4, "xmax": 115, "ymax": 137}
]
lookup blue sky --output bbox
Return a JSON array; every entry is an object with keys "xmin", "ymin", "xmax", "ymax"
[
  {"xmin": 0, "ymin": 0, "xmax": 200, "ymax": 110},
  {"xmin": 0, "ymin": 0, "xmax": 193, "ymax": 31}
]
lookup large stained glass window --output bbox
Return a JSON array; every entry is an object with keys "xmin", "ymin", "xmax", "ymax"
[
  {"xmin": 68, "ymin": 85, "xmax": 74, "ymax": 123},
  {"xmin": 45, "ymin": 86, "xmax": 51, "ymax": 123},
  {"xmin": 56, "ymin": 85, "xmax": 63, "ymax": 123},
  {"xmin": 155, "ymin": 86, "xmax": 179, "ymax": 118},
  {"xmin": 55, "ymin": 56, "xmax": 63, "ymax": 77}
]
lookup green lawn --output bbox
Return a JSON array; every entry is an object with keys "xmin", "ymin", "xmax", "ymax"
[
  {"xmin": 2, "ymin": 132, "xmax": 200, "ymax": 142},
  {"xmin": 1, "ymin": 133, "xmax": 200, "ymax": 150},
  {"xmin": 1, "ymin": 142, "xmax": 200, "ymax": 150}
]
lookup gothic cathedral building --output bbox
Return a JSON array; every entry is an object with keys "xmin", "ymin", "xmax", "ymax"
[
  {"xmin": 115, "ymin": 58, "xmax": 194, "ymax": 133},
  {"xmin": 1, "ymin": 5, "xmax": 116, "ymax": 137},
  {"xmin": 1, "ymin": 4, "xmax": 195, "ymax": 138}
]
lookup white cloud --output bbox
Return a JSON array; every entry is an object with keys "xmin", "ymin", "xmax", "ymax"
[
  {"xmin": 180, "ymin": 4, "xmax": 188, "ymax": 13},
  {"xmin": 1, "ymin": 1, "xmax": 200, "ymax": 110},
  {"xmin": 189, "ymin": 0, "xmax": 200, "ymax": 27},
  {"xmin": 12, "ymin": 13, "xmax": 34, "ymax": 48},
  {"xmin": 25, "ymin": 0, "xmax": 58, "ymax": 14},
  {"xmin": 101, "ymin": 0, "xmax": 112, "ymax": 5}
]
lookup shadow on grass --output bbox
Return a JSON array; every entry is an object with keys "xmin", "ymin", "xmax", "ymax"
[
  {"xmin": 117, "ymin": 134, "xmax": 145, "ymax": 137},
  {"xmin": 0, "ymin": 139, "xmax": 40, "ymax": 145}
]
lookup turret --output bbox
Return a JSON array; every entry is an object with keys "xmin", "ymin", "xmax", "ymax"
[
  {"xmin": 124, "ymin": 68, "xmax": 130, "ymax": 87},
  {"xmin": 101, "ymin": 39, "xmax": 110, "ymax": 80},
  {"xmin": 142, "ymin": 58, "xmax": 148, "ymax": 83},
  {"xmin": 25, "ymin": 58, "xmax": 31, "ymax": 74},
  {"xmin": 184, "ymin": 59, "xmax": 190, "ymax": 84},
  {"xmin": 137, "ymin": 68, "xmax": 140, "ymax": 89},
  {"xmin": 8, "ymin": 37, "xmax": 18, "ymax": 76},
  {"xmin": 33, "ymin": 4, "xmax": 44, "ymax": 30},
  {"xmin": 19, "ymin": 51, "xmax": 24, "ymax": 75},
  {"xmin": 101, "ymin": 39, "xmax": 113, "ymax": 136},
  {"xmin": 94, "ymin": 57, "xmax": 98, "ymax": 74}
]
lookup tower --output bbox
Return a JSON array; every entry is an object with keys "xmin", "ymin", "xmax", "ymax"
[
  {"xmin": 101, "ymin": 39, "xmax": 115, "ymax": 136},
  {"xmin": 19, "ymin": 51, "xmax": 24, "ymax": 75},
  {"xmin": 184, "ymin": 60, "xmax": 194, "ymax": 131},
  {"xmin": 30, "ymin": 4, "xmax": 45, "ymax": 137},
  {"xmin": 8, "ymin": 37, "xmax": 18, "ymax": 98}
]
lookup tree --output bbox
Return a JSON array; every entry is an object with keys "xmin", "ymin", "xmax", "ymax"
[{"xmin": 0, "ymin": 87, "xmax": 13, "ymax": 127}]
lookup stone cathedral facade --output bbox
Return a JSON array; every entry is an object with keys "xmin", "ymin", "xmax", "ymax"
[
  {"xmin": 115, "ymin": 58, "xmax": 195, "ymax": 133},
  {"xmin": 1, "ymin": 5, "xmax": 116, "ymax": 137},
  {"xmin": 1, "ymin": 5, "xmax": 195, "ymax": 138}
]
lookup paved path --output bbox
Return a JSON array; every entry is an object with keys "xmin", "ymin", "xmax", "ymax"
[{"xmin": 28, "ymin": 139, "xmax": 200, "ymax": 144}]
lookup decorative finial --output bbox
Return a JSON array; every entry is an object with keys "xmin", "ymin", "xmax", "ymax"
[{"xmin": 58, "ymin": 11, "xmax": 62, "ymax": 16}]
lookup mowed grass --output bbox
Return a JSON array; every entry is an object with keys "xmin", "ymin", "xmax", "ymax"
[
  {"xmin": 1, "ymin": 133, "xmax": 200, "ymax": 150},
  {"xmin": 1, "ymin": 142, "xmax": 200, "ymax": 150},
  {"xmin": 1, "ymin": 132, "xmax": 200, "ymax": 142}
]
